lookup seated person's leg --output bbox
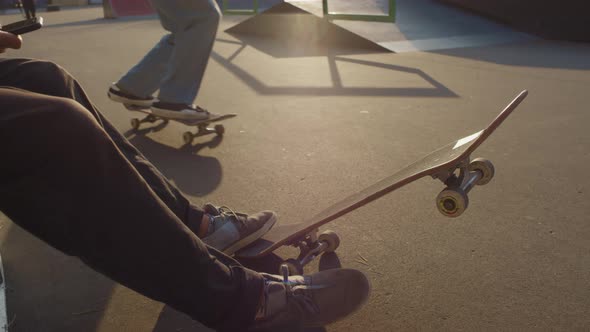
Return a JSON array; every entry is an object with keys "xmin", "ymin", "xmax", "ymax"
[
  {"xmin": 0, "ymin": 58, "xmax": 206, "ymax": 229},
  {"xmin": 0, "ymin": 82, "xmax": 370, "ymax": 332},
  {"xmin": 0, "ymin": 87, "xmax": 264, "ymax": 329},
  {"xmin": 0, "ymin": 58, "xmax": 276, "ymax": 254}
]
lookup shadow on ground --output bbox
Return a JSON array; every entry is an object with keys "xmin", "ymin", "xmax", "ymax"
[
  {"xmin": 431, "ymin": 41, "xmax": 590, "ymax": 70},
  {"xmin": 1, "ymin": 223, "xmax": 115, "ymax": 332},
  {"xmin": 125, "ymin": 133, "xmax": 224, "ymax": 197},
  {"xmin": 212, "ymin": 37, "xmax": 457, "ymax": 98}
]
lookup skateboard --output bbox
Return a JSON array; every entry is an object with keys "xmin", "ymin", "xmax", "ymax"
[
  {"xmin": 0, "ymin": 252, "xmax": 7, "ymax": 331},
  {"xmin": 125, "ymin": 105, "xmax": 237, "ymax": 144},
  {"xmin": 235, "ymin": 90, "xmax": 529, "ymax": 274}
]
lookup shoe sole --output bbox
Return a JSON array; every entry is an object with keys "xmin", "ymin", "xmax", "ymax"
[
  {"xmin": 224, "ymin": 213, "xmax": 277, "ymax": 255},
  {"xmin": 107, "ymin": 90, "xmax": 153, "ymax": 108},
  {"xmin": 151, "ymin": 107, "xmax": 210, "ymax": 121}
]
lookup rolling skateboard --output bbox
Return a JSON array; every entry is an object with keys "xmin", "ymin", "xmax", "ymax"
[
  {"xmin": 125, "ymin": 105, "xmax": 237, "ymax": 144},
  {"xmin": 235, "ymin": 90, "xmax": 529, "ymax": 274}
]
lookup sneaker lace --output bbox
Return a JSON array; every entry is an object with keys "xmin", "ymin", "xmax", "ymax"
[
  {"xmin": 217, "ymin": 206, "xmax": 247, "ymax": 227},
  {"xmin": 281, "ymin": 266, "xmax": 321, "ymax": 315}
]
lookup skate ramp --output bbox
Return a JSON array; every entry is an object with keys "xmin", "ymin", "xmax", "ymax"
[
  {"xmin": 225, "ymin": 2, "xmax": 392, "ymax": 56},
  {"xmin": 103, "ymin": 0, "xmax": 155, "ymax": 18},
  {"xmin": 226, "ymin": 0, "xmax": 535, "ymax": 55}
]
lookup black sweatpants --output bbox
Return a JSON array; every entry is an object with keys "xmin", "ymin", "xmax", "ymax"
[{"xmin": 0, "ymin": 58, "xmax": 262, "ymax": 331}]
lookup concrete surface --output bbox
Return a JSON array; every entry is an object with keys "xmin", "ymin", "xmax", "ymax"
[
  {"xmin": 0, "ymin": 3, "xmax": 589, "ymax": 331},
  {"xmin": 438, "ymin": 0, "xmax": 589, "ymax": 41}
]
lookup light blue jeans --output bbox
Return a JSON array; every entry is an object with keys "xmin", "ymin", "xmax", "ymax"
[{"xmin": 117, "ymin": 0, "xmax": 221, "ymax": 105}]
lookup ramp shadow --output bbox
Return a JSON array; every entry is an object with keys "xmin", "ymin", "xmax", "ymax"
[{"xmin": 212, "ymin": 40, "xmax": 456, "ymax": 98}]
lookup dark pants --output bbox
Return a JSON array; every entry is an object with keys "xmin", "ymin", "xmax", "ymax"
[
  {"xmin": 22, "ymin": 0, "xmax": 36, "ymax": 19},
  {"xmin": 0, "ymin": 58, "xmax": 263, "ymax": 331}
]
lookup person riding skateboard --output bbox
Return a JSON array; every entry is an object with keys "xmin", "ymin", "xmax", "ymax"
[
  {"xmin": 0, "ymin": 31, "xmax": 371, "ymax": 330},
  {"xmin": 108, "ymin": 0, "xmax": 221, "ymax": 121}
]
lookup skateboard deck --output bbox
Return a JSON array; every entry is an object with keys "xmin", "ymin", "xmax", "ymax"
[
  {"xmin": 235, "ymin": 90, "xmax": 528, "ymax": 273},
  {"xmin": 126, "ymin": 106, "xmax": 237, "ymax": 144}
]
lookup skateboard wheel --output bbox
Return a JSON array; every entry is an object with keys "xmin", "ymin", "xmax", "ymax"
[
  {"xmin": 182, "ymin": 132, "xmax": 194, "ymax": 144},
  {"xmin": 318, "ymin": 230, "xmax": 340, "ymax": 253},
  {"xmin": 124, "ymin": 104, "xmax": 136, "ymax": 111},
  {"xmin": 436, "ymin": 188, "xmax": 469, "ymax": 218},
  {"xmin": 146, "ymin": 115, "xmax": 158, "ymax": 123},
  {"xmin": 469, "ymin": 158, "xmax": 495, "ymax": 185},
  {"xmin": 282, "ymin": 259, "xmax": 303, "ymax": 275},
  {"xmin": 214, "ymin": 124, "xmax": 225, "ymax": 136},
  {"xmin": 130, "ymin": 118, "xmax": 140, "ymax": 130}
]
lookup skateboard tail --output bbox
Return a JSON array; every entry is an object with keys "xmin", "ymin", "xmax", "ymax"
[
  {"xmin": 481, "ymin": 90, "xmax": 528, "ymax": 140},
  {"xmin": 455, "ymin": 90, "xmax": 528, "ymax": 160}
]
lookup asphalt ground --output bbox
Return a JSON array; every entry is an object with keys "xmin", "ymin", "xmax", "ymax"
[{"xmin": 0, "ymin": 4, "xmax": 589, "ymax": 332}]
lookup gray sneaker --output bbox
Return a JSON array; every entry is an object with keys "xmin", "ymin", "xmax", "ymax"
[
  {"xmin": 202, "ymin": 204, "xmax": 277, "ymax": 255},
  {"xmin": 250, "ymin": 267, "xmax": 371, "ymax": 330}
]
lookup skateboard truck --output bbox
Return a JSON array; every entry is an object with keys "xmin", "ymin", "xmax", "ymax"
[
  {"xmin": 130, "ymin": 114, "xmax": 168, "ymax": 130},
  {"xmin": 434, "ymin": 157, "xmax": 495, "ymax": 217},
  {"xmin": 282, "ymin": 229, "xmax": 341, "ymax": 275},
  {"xmin": 181, "ymin": 123, "xmax": 225, "ymax": 144}
]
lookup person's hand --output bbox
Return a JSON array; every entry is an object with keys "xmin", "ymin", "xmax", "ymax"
[{"xmin": 0, "ymin": 30, "xmax": 23, "ymax": 53}]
